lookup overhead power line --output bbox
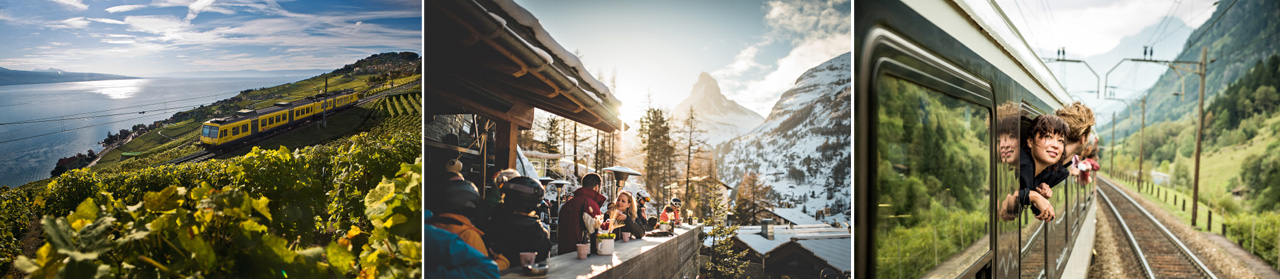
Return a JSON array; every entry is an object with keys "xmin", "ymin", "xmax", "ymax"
[{"xmin": 0, "ymin": 105, "xmax": 201, "ymax": 144}]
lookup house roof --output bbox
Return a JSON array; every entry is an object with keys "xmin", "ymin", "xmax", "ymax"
[
  {"xmin": 702, "ymin": 225, "xmax": 849, "ymax": 256},
  {"xmin": 781, "ymin": 236, "xmax": 852, "ymax": 273},
  {"xmin": 768, "ymin": 207, "xmax": 826, "ymax": 225}
]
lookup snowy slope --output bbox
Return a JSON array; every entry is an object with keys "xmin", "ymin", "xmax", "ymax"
[
  {"xmin": 673, "ymin": 72, "xmax": 766, "ymax": 145},
  {"xmin": 716, "ymin": 52, "xmax": 851, "ymax": 224}
]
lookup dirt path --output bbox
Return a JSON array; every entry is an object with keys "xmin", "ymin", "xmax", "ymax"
[{"xmin": 84, "ymin": 132, "xmax": 135, "ymax": 168}]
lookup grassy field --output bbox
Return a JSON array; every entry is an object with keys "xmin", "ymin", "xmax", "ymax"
[{"xmin": 93, "ymin": 119, "xmax": 203, "ymax": 170}]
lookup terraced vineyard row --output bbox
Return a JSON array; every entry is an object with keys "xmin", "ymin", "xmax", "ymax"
[{"xmin": 379, "ymin": 93, "xmax": 421, "ymax": 117}]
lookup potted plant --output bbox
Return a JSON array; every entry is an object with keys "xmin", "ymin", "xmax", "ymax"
[{"xmin": 597, "ymin": 233, "xmax": 616, "ymax": 255}]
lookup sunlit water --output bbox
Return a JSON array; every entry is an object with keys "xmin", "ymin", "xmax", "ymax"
[{"xmin": 0, "ymin": 77, "xmax": 299, "ymax": 187}]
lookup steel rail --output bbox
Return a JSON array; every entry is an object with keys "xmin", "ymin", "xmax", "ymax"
[{"xmin": 1098, "ymin": 176, "xmax": 1216, "ymax": 279}]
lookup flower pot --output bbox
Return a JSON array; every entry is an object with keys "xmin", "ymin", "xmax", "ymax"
[
  {"xmin": 576, "ymin": 244, "xmax": 590, "ymax": 259},
  {"xmin": 597, "ymin": 239, "xmax": 614, "ymax": 255},
  {"xmin": 621, "ymin": 232, "xmax": 631, "ymax": 242}
]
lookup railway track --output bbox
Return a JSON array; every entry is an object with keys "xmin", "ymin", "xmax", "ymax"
[{"xmin": 1097, "ymin": 176, "xmax": 1216, "ymax": 279}]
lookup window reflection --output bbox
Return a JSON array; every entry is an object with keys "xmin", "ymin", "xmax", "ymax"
[{"xmin": 875, "ymin": 75, "xmax": 990, "ymax": 278}]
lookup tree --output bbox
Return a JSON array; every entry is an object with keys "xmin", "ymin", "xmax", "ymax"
[
  {"xmin": 733, "ymin": 173, "xmax": 775, "ymax": 225},
  {"xmin": 678, "ymin": 108, "xmax": 709, "ymax": 219},
  {"xmin": 701, "ymin": 186, "xmax": 749, "ymax": 278},
  {"xmin": 639, "ymin": 107, "xmax": 677, "ymax": 203},
  {"xmin": 541, "ymin": 115, "xmax": 564, "ymax": 154}
]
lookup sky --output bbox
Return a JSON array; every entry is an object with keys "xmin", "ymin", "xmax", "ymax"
[
  {"xmin": 993, "ymin": 0, "xmax": 1219, "ymax": 123},
  {"xmin": 0, "ymin": 0, "xmax": 422, "ymax": 77},
  {"xmin": 515, "ymin": 0, "xmax": 851, "ymax": 124}
]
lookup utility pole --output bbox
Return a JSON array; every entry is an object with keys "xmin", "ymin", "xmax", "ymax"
[
  {"xmin": 1192, "ymin": 47, "xmax": 1207, "ymax": 227},
  {"xmin": 1115, "ymin": 46, "xmax": 1211, "ymax": 226},
  {"xmin": 1110, "ymin": 111, "xmax": 1116, "ymax": 173},
  {"xmin": 1104, "ymin": 90, "xmax": 1142, "ymax": 190},
  {"xmin": 322, "ymin": 77, "xmax": 328, "ymax": 128},
  {"xmin": 1139, "ymin": 97, "xmax": 1145, "ymax": 193}
]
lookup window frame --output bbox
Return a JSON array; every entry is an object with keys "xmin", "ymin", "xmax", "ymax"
[{"xmin": 862, "ymin": 26, "xmax": 997, "ymax": 278}]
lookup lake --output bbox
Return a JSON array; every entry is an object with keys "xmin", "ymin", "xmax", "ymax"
[{"xmin": 0, "ymin": 77, "xmax": 302, "ymax": 187}]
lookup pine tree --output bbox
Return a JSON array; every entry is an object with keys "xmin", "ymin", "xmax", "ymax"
[
  {"xmin": 702, "ymin": 187, "xmax": 749, "ymax": 278},
  {"xmin": 541, "ymin": 115, "xmax": 563, "ymax": 154},
  {"xmin": 639, "ymin": 107, "xmax": 677, "ymax": 203}
]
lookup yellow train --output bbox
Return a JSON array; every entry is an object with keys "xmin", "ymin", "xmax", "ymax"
[{"xmin": 199, "ymin": 89, "xmax": 359, "ymax": 149}]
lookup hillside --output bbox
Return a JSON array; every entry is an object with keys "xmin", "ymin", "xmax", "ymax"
[
  {"xmin": 716, "ymin": 52, "xmax": 851, "ymax": 222},
  {"xmin": 0, "ymin": 67, "xmax": 136, "ymax": 86},
  {"xmin": 1102, "ymin": 0, "xmax": 1280, "ymax": 141}
]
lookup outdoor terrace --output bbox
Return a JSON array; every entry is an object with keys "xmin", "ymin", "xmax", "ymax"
[{"xmin": 501, "ymin": 225, "xmax": 702, "ymax": 279}]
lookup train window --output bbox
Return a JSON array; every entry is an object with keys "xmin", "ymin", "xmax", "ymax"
[
  {"xmin": 242, "ymin": 124, "xmax": 248, "ymax": 132},
  {"xmin": 875, "ymin": 75, "xmax": 990, "ymax": 278},
  {"xmin": 220, "ymin": 130, "xmax": 226, "ymax": 138},
  {"xmin": 201, "ymin": 125, "xmax": 218, "ymax": 138},
  {"xmin": 232, "ymin": 126, "xmax": 239, "ymax": 135}
]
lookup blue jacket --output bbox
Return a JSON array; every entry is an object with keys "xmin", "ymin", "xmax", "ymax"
[{"xmin": 424, "ymin": 210, "xmax": 499, "ymax": 278}]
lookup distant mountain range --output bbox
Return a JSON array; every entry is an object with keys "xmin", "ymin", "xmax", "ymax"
[
  {"xmin": 673, "ymin": 72, "xmax": 765, "ymax": 145},
  {"xmin": 0, "ymin": 67, "xmax": 137, "ymax": 86},
  {"xmin": 154, "ymin": 69, "xmax": 331, "ymax": 78},
  {"xmin": 1103, "ymin": 0, "xmax": 1280, "ymax": 140}
]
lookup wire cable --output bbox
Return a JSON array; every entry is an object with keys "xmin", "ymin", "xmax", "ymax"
[{"xmin": 0, "ymin": 105, "xmax": 201, "ymax": 144}]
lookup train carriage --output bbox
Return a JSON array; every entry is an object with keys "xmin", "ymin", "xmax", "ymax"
[
  {"xmin": 856, "ymin": 0, "xmax": 1097, "ymax": 278},
  {"xmin": 199, "ymin": 89, "xmax": 359, "ymax": 149}
]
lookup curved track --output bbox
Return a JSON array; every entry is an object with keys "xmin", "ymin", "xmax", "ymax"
[{"xmin": 1097, "ymin": 176, "xmax": 1216, "ymax": 279}]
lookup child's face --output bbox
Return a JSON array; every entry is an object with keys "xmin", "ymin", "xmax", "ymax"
[
  {"xmin": 998, "ymin": 133, "xmax": 1018, "ymax": 165},
  {"xmin": 1029, "ymin": 133, "xmax": 1064, "ymax": 165}
]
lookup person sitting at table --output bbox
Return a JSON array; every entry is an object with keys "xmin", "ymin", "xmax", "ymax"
[
  {"xmin": 603, "ymin": 190, "xmax": 645, "ymax": 241},
  {"xmin": 660, "ymin": 198, "xmax": 682, "ymax": 226},
  {"xmin": 483, "ymin": 176, "xmax": 553, "ymax": 267}
]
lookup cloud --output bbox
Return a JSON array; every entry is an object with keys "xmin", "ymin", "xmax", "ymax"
[
  {"xmin": 49, "ymin": 0, "xmax": 88, "ymax": 11},
  {"xmin": 997, "ymin": 0, "xmax": 1218, "ymax": 57},
  {"xmin": 711, "ymin": 44, "xmax": 763, "ymax": 78},
  {"xmin": 50, "ymin": 17, "xmax": 91, "ymax": 29},
  {"xmin": 106, "ymin": 4, "xmax": 147, "ymax": 13},
  {"xmin": 713, "ymin": 0, "xmax": 850, "ymax": 116},
  {"xmin": 87, "ymin": 18, "xmax": 126, "ymax": 25},
  {"xmin": 185, "ymin": 0, "xmax": 219, "ymax": 21}
]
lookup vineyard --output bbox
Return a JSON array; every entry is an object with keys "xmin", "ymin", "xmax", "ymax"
[
  {"xmin": 0, "ymin": 113, "xmax": 424, "ymax": 278},
  {"xmin": 378, "ymin": 92, "xmax": 422, "ymax": 117}
]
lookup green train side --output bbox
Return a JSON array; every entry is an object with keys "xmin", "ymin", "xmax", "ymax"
[{"xmin": 198, "ymin": 89, "xmax": 359, "ymax": 149}]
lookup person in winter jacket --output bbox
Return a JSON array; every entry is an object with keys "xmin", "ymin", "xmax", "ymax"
[
  {"xmin": 423, "ymin": 209, "xmax": 499, "ymax": 279},
  {"xmin": 603, "ymin": 190, "xmax": 646, "ymax": 241},
  {"xmin": 659, "ymin": 198, "xmax": 682, "ymax": 226},
  {"xmin": 482, "ymin": 176, "xmax": 553, "ymax": 267},
  {"xmin": 557, "ymin": 173, "xmax": 606, "ymax": 255},
  {"xmin": 428, "ymin": 178, "xmax": 510, "ymax": 270}
]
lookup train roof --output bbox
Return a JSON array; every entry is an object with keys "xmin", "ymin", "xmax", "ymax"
[
  {"xmin": 901, "ymin": 0, "xmax": 1072, "ymax": 110},
  {"xmin": 205, "ymin": 89, "xmax": 356, "ymax": 125}
]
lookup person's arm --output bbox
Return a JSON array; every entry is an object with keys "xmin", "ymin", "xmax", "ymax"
[
  {"xmin": 1027, "ymin": 191, "xmax": 1055, "ymax": 221},
  {"xmin": 625, "ymin": 216, "xmax": 646, "ymax": 239}
]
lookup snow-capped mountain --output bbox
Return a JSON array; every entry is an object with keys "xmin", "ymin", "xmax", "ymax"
[
  {"xmin": 716, "ymin": 52, "xmax": 851, "ymax": 223},
  {"xmin": 673, "ymin": 72, "xmax": 765, "ymax": 145}
]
